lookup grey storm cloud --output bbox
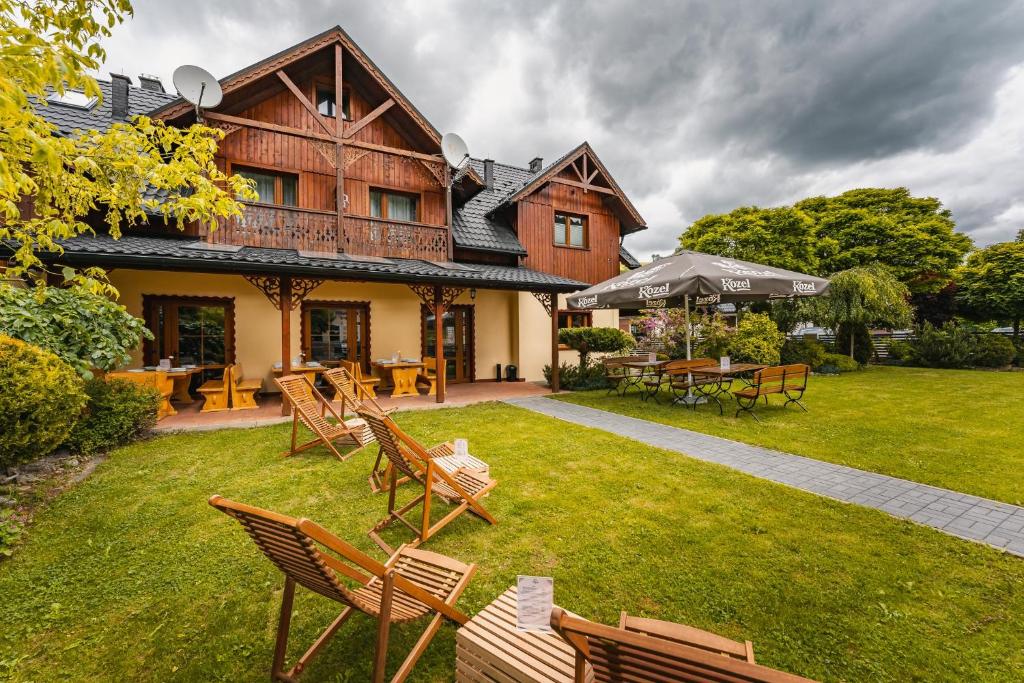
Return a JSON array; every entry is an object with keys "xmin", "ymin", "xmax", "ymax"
[{"xmin": 101, "ymin": 0, "xmax": 1024, "ymax": 259}]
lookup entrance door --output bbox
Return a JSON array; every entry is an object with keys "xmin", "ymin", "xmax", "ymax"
[
  {"xmin": 302, "ymin": 301, "xmax": 370, "ymax": 371},
  {"xmin": 422, "ymin": 305, "xmax": 474, "ymax": 383}
]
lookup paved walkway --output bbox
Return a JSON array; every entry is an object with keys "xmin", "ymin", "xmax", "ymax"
[{"xmin": 505, "ymin": 396, "xmax": 1024, "ymax": 558}]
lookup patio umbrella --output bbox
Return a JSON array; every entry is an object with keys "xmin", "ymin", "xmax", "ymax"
[{"xmin": 566, "ymin": 250, "xmax": 829, "ymax": 360}]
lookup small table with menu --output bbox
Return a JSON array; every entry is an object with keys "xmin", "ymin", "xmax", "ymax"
[{"xmin": 372, "ymin": 359, "xmax": 425, "ymax": 398}]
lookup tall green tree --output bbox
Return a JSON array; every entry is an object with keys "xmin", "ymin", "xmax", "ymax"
[
  {"xmin": 956, "ymin": 233, "xmax": 1024, "ymax": 338},
  {"xmin": 808, "ymin": 266, "xmax": 913, "ymax": 360},
  {"xmin": 796, "ymin": 188, "xmax": 972, "ymax": 293},
  {"xmin": 0, "ymin": 0, "xmax": 255, "ymax": 294},
  {"xmin": 680, "ymin": 206, "xmax": 820, "ymax": 274}
]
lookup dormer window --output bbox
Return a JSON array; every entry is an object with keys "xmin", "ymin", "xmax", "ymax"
[
  {"xmin": 46, "ymin": 90, "xmax": 97, "ymax": 109},
  {"xmin": 316, "ymin": 87, "xmax": 350, "ymax": 120},
  {"xmin": 554, "ymin": 212, "xmax": 588, "ymax": 249}
]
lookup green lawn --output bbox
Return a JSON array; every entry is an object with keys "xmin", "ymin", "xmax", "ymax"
[
  {"xmin": 554, "ymin": 365, "xmax": 1024, "ymax": 504},
  {"xmin": 1, "ymin": 403, "xmax": 1023, "ymax": 681}
]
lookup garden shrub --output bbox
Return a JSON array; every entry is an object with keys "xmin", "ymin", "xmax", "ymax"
[
  {"xmin": 542, "ymin": 361, "xmax": 608, "ymax": 390},
  {"xmin": 968, "ymin": 334, "xmax": 1016, "ymax": 368},
  {"xmin": 909, "ymin": 323, "xmax": 975, "ymax": 368},
  {"xmin": 886, "ymin": 338, "xmax": 914, "ymax": 362},
  {"xmin": 727, "ymin": 313, "xmax": 785, "ymax": 365},
  {"xmin": 694, "ymin": 313, "xmax": 733, "ymax": 359},
  {"xmin": 835, "ymin": 323, "xmax": 875, "ymax": 365},
  {"xmin": 780, "ymin": 337, "xmax": 827, "ymax": 368},
  {"xmin": 64, "ymin": 378, "xmax": 161, "ymax": 455},
  {"xmin": 0, "ymin": 335, "xmax": 86, "ymax": 468},
  {"xmin": 820, "ymin": 352, "xmax": 860, "ymax": 373},
  {"xmin": 558, "ymin": 327, "xmax": 635, "ymax": 369}
]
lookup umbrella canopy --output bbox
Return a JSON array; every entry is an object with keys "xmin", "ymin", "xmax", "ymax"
[{"xmin": 566, "ymin": 250, "xmax": 829, "ymax": 311}]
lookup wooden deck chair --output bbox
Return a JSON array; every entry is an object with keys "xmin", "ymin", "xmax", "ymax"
[
  {"xmin": 275, "ymin": 374, "xmax": 365, "ymax": 460},
  {"xmin": 619, "ymin": 611, "xmax": 755, "ymax": 664},
  {"xmin": 323, "ymin": 367, "xmax": 390, "ymax": 481},
  {"xmin": 355, "ymin": 406, "xmax": 497, "ymax": 554},
  {"xmin": 209, "ymin": 495, "xmax": 476, "ymax": 683},
  {"xmin": 340, "ymin": 359, "xmax": 380, "ymax": 398},
  {"xmin": 551, "ymin": 608, "xmax": 818, "ymax": 683}
]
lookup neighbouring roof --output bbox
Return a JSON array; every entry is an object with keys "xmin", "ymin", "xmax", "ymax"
[
  {"xmin": 451, "ymin": 159, "xmax": 534, "ymax": 254},
  {"xmin": 619, "ymin": 245, "xmax": 641, "ymax": 269},
  {"xmin": 48, "ymin": 235, "xmax": 586, "ymax": 292},
  {"xmin": 32, "ymin": 80, "xmax": 176, "ymax": 136}
]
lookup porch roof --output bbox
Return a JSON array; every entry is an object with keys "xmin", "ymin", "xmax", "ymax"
[{"xmin": 50, "ymin": 235, "xmax": 586, "ymax": 293}]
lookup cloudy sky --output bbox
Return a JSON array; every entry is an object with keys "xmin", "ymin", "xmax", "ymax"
[{"xmin": 98, "ymin": 0, "xmax": 1024, "ymax": 259}]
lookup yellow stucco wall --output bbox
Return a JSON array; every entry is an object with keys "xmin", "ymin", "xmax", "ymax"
[
  {"xmin": 513, "ymin": 292, "xmax": 619, "ymax": 379},
  {"xmin": 107, "ymin": 269, "xmax": 518, "ymax": 389}
]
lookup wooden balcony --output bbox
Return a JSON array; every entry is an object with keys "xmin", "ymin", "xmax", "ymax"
[{"xmin": 207, "ymin": 203, "xmax": 451, "ymax": 261}]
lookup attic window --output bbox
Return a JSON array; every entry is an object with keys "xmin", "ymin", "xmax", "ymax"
[
  {"xmin": 46, "ymin": 90, "xmax": 97, "ymax": 109},
  {"xmin": 316, "ymin": 87, "xmax": 350, "ymax": 120}
]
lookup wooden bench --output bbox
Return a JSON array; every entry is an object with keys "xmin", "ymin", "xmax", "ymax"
[
  {"xmin": 601, "ymin": 354, "xmax": 650, "ymax": 395},
  {"xmin": 415, "ymin": 356, "xmax": 447, "ymax": 396},
  {"xmin": 732, "ymin": 363, "xmax": 810, "ymax": 422},
  {"xmin": 641, "ymin": 357, "xmax": 715, "ymax": 403},
  {"xmin": 197, "ymin": 366, "xmax": 231, "ymax": 413},
  {"xmin": 228, "ymin": 363, "xmax": 262, "ymax": 410}
]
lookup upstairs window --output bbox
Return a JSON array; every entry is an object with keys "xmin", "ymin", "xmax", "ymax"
[
  {"xmin": 235, "ymin": 166, "xmax": 297, "ymax": 207},
  {"xmin": 316, "ymin": 87, "xmax": 351, "ymax": 120},
  {"xmin": 554, "ymin": 212, "xmax": 587, "ymax": 248},
  {"xmin": 370, "ymin": 188, "xmax": 419, "ymax": 222}
]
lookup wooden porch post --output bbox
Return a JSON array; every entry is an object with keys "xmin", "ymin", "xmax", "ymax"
[
  {"xmin": 280, "ymin": 276, "xmax": 292, "ymax": 416},
  {"xmin": 434, "ymin": 285, "xmax": 445, "ymax": 403},
  {"xmin": 550, "ymin": 291, "xmax": 560, "ymax": 393}
]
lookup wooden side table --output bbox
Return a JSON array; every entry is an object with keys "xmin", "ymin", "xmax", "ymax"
[{"xmin": 456, "ymin": 586, "xmax": 590, "ymax": 682}]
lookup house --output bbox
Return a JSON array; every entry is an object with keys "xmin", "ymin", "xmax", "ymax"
[{"xmin": 28, "ymin": 26, "xmax": 645, "ymax": 404}]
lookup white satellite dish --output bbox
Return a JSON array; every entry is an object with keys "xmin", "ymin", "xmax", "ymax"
[
  {"xmin": 441, "ymin": 132, "xmax": 470, "ymax": 170},
  {"xmin": 172, "ymin": 64, "xmax": 222, "ymax": 111}
]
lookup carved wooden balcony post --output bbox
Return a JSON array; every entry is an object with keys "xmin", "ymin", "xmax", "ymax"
[
  {"xmin": 532, "ymin": 291, "xmax": 559, "ymax": 393},
  {"xmin": 434, "ymin": 285, "xmax": 445, "ymax": 403}
]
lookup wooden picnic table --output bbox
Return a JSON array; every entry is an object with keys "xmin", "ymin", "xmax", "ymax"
[
  {"xmin": 456, "ymin": 585, "xmax": 589, "ymax": 682},
  {"xmin": 122, "ymin": 367, "xmax": 202, "ymax": 403},
  {"xmin": 371, "ymin": 360, "xmax": 425, "ymax": 398},
  {"xmin": 688, "ymin": 363, "xmax": 768, "ymax": 412}
]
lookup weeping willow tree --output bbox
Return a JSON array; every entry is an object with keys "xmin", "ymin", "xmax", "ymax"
[{"xmin": 809, "ymin": 266, "xmax": 914, "ymax": 359}]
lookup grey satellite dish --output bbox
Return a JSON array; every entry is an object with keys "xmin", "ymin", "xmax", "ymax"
[
  {"xmin": 172, "ymin": 65, "xmax": 222, "ymax": 114},
  {"xmin": 441, "ymin": 132, "xmax": 470, "ymax": 170}
]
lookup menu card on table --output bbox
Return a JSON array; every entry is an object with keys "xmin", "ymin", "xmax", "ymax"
[
  {"xmin": 454, "ymin": 438, "xmax": 469, "ymax": 458},
  {"xmin": 516, "ymin": 575, "xmax": 554, "ymax": 632},
  {"xmin": 720, "ymin": 356, "xmax": 731, "ymax": 371},
  {"xmin": 158, "ymin": 358, "xmax": 171, "ymax": 371}
]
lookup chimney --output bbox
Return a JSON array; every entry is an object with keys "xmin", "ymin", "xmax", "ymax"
[
  {"xmin": 483, "ymin": 159, "xmax": 494, "ymax": 189},
  {"xmin": 109, "ymin": 73, "xmax": 131, "ymax": 120},
  {"xmin": 529, "ymin": 157, "xmax": 543, "ymax": 173},
  {"xmin": 138, "ymin": 74, "xmax": 165, "ymax": 93}
]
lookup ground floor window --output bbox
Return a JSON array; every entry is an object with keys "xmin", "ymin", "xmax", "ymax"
[
  {"xmin": 142, "ymin": 295, "xmax": 234, "ymax": 371},
  {"xmin": 558, "ymin": 310, "xmax": 592, "ymax": 329},
  {"xmin": 421, "ymin": 304, "xmax": 474, "ymax": 383},
  {"xmin": 301, "ymin": 301, "xmax": 370, "ymax": 371}
]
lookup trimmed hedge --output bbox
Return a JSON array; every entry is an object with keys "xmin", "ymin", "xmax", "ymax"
[
  {"xmin": 0, "ymin": 335, "xmax": 86, "ymax": 468},
  {"xmin": 819, "ymin": 353, "xmax": 860, "ymax": 373},
  {"xmin": 64, "ymin": 378, "xmax": 161, "ymax": 455}
]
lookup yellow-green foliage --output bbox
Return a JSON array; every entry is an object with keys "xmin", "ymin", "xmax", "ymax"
[{"xmin": 0, "ymin": 334, "xmax": 85, "ymax": 467}]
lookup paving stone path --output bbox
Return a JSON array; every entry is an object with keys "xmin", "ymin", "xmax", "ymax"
[{"xmin": 505, "ymin": 396, "xmax": 1024, "ymax": 558}]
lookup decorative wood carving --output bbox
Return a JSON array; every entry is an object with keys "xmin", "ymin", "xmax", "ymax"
[
  {"xmin": 531, "ymin": 291, "xmax": 553, "ymax": 316},
  {"xmin": 417, "ymin": 158, "xmax": 447, "ymax": 188},
  {"xmin": 310, "ymin": 140, "xmax": 337, "ymax": 168},
  {"xmin": 408, "ymin": 284, "xmax": 464, "ymax": 314},
  {"xmin": 209, "ymin": 120, "xmax": 241, "ymax": 137},
  {"xmin": 244, "ymin": 275, "xmax": 323, "ymax": 310},
  {"xmin": 344, "ymin": 146, "xmax": 372, "ymax": 168}
]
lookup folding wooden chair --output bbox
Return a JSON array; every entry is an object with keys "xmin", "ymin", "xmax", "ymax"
[
  {"xmin": 340, "ymin": 359, "xmax": 380, "ymax": 398},
  {"xmin": 356, "ymin": 406, "xmax": 496, "ymax": 554},
  {"xmin": 275, "ymin": 374, "xmax": 366, "ymax": 460},
  {"xmin": 551, "ymin": 608, "xmax": 818, "ymax": 682},
  {"xmin": 323, "ymin": 367, "xmax": 391, "ymax": 480},
  {"xmin": 209, "ymin": 496, "xmax": 476, "ymax": 683}
]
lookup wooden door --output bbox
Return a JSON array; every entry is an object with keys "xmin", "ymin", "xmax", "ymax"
[
  {"xmin": 422, "ymin": 304, "xmax": 474, "ymax": 383},
  {"xmin": 301, "ymin": 301, "xmax": 371, "ymax": 371}
]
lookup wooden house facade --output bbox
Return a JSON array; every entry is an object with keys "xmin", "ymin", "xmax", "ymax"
[{"xmin": 28, "ymin": 26, "xmax": 646, "ymax": 404}]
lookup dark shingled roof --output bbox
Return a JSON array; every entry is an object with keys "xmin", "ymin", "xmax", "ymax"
[
  {"xmin": 48, "ymin": 235, "xmax": 585, "ymax": 292},
  {"xmin": 451, "ymin": 159, "xmax": 535, "ymax": 254},
  {"xmin": 619, "ymin": 245, "xmax": 641, "ymax": 269},
  {"xmin": 33, "ymin": 79, "xmax": 177, "ymax": 136}
]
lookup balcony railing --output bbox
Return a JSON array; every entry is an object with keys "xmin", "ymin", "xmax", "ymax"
[
  {"xmin": 341, "ymin": 216, "xmax": 450, "ymax": 261},
  {"xmin": 209, "ymin": 203, "xmax": 338, "ymax": 253},
  {"xmin": 206, "ymin": 204, "xmax": 451, "ymax": 261}
]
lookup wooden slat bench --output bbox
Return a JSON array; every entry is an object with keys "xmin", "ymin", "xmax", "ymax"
[
  {"xmin": 732, "ymin": 363, "xmax": 810, "ymax": 422},
  {"xmin": 197, "ymin": 366, "xmax": 231, "ymax": 413},
  {"xmin": 228, "ymin": 363, "xmax": 263, "ymax": 410},
  {"xmin": 456, "ymin": 586, "xmax": 589, "ymax": 683}
]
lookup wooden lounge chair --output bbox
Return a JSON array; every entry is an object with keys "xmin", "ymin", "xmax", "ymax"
[
  {"xmin": 209, "ymin": 495, "xmax": 477, "ymax": 683},
  {"xmin": 322, "ymin": 367, "xmax": 387, "ymax": 464},
  {"xmin": 340, "ymin": 359, "xmax": 380, "ymax": 398},
  {"xmin": 551, "ymin": 608, "xmax": 818, "ymax": 683},
  {"xmin": 733, "ymin": 364, "xmax": 810, "ymax": 423},
  {"xmin": 414, "ymin": 357, "xmax": 447, "ymax": 396},
  {"xmin": 107, "ymin": 370, "xmax": 175, "ymax": 419},
  {"xmin": 356, "ymin": 406, "xmax": 496, "ymax": 554},
  {"xmin": 228, "ymin": 362, "xmax": 263, "ymax": 410},
  {"xmin": 197, "ymin": 365, "xmax": 231, "ymax": 412},
  {"xmin": 275, "ymin": 374, "xmax": 366, "ymax": 460}
]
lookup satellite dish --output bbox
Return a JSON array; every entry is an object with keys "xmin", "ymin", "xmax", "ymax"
[
  {"xmin": 172, "ymin": 64, "xmax": 222, "ymax": 110},
  {"xmin": 441, "ymin": 132, "xmax": 470, "ymax": 169}
]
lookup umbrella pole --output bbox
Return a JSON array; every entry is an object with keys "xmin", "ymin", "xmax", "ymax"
[{"xmin": 680, "ymin": 294, "xmax": 705, "ymax": 406}]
